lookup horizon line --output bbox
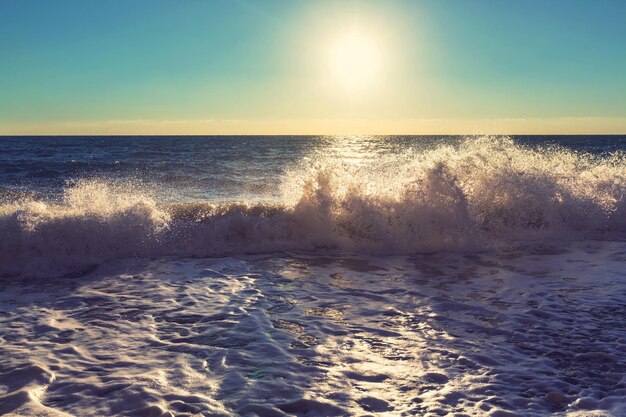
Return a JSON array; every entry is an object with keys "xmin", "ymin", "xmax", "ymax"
[
  {"xmin": 2, "ymin": 117, "xmax": 626, "ymax": 136},
  {"xmin": 2, "ymin": 133, "xmax": 626, "ymax": 137}
]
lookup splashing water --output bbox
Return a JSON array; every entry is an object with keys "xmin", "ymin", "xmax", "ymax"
[{"xmin": 1, "ymin": 137, "xmax": 625, "ymax": 277}]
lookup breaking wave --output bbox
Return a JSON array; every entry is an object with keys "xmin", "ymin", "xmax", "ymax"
[{"xmin": 2, "ymin": 137, "xmax": 625, "ymax": 277}]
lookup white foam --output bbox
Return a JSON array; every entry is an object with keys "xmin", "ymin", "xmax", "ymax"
[
  {"xmin": 0, "ymin": 242, "xmax": 624, "ymax": 415},
  {"xmin": 1, "ymin": 137, "xmax": 625, "ymax": 277}
]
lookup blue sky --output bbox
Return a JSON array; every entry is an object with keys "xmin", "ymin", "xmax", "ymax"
[{"xmin": 1, "ymin": 0, "xmax": 625, "ymax": 134}]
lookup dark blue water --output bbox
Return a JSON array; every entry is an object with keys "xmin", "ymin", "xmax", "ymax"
[{"xmin": 1, "ymin": 135, "xmax": 625, "ymax": 202}]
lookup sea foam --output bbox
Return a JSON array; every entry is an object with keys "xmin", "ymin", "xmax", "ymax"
[{"xmin": 2, "ymin": 137, "xmax": 625, "ymax": 277}]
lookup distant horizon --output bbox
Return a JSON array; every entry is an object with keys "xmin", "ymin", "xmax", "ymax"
[
  {"xmin": 1, "ymin": 116, "xmax": 626, "ymax": 137},
  {"xmin": 3, "ymin": 133, "xmax": 626, "ymax": 138}
]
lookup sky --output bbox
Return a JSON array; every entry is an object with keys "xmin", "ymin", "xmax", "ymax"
[{"xmin": 1, "ymin": 0, "xmax": 625, "ymax": 135}]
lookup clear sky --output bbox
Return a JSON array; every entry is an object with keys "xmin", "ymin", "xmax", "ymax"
[{"xmin": 1, "ymin": 0, "xmax": 625, "ymax": 135}]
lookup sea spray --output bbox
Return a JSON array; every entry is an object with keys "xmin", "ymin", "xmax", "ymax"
[{"xmin": 2, "ymin": 137, "xmax": 625, "ymax": 277}]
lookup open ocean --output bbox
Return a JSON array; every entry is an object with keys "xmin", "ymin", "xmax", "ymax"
[{"xmin": 1, "ymin": 135, "xmax": 625, "ymax": 416}]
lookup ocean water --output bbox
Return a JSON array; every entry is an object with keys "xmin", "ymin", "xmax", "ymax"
[{"xmin": 0, "ymin": 135, "xmax": 625, "ymax": 416}]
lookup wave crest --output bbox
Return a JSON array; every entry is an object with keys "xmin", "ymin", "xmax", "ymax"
[{"xmin": 2, "ymin": 137, "xmax": 625, "ymax": 277}]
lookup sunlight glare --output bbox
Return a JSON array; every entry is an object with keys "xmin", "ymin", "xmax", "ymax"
[{"xmin": 328, "ymin": 31, "xmax": 382, "ymax": 93}]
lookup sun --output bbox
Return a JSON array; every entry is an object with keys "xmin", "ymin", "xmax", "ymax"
[{"xmin": 328, "ymin": 31, "xmax": 382, "ymax": 93}]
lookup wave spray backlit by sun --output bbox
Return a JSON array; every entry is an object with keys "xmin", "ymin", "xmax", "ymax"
[{"xmin": 1, "ymin": 137, "xmax": 625, "ymax": 277}]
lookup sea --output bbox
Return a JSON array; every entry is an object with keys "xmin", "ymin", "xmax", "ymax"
[{"xmin": 0, "ymin": 135, "xmax": 624, "ymax": 416}]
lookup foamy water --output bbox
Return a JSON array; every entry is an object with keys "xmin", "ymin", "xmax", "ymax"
[
  {"xmin": 0, "ymin": 136, "xmax": 625, "ymax": 416},
  {"xmin": 1, "ymin": 245, "xmax": 625, "ymax": 416},
  {"xmin": 1, "ymin": 136, "xmax": 625, "ymax": 277}
]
